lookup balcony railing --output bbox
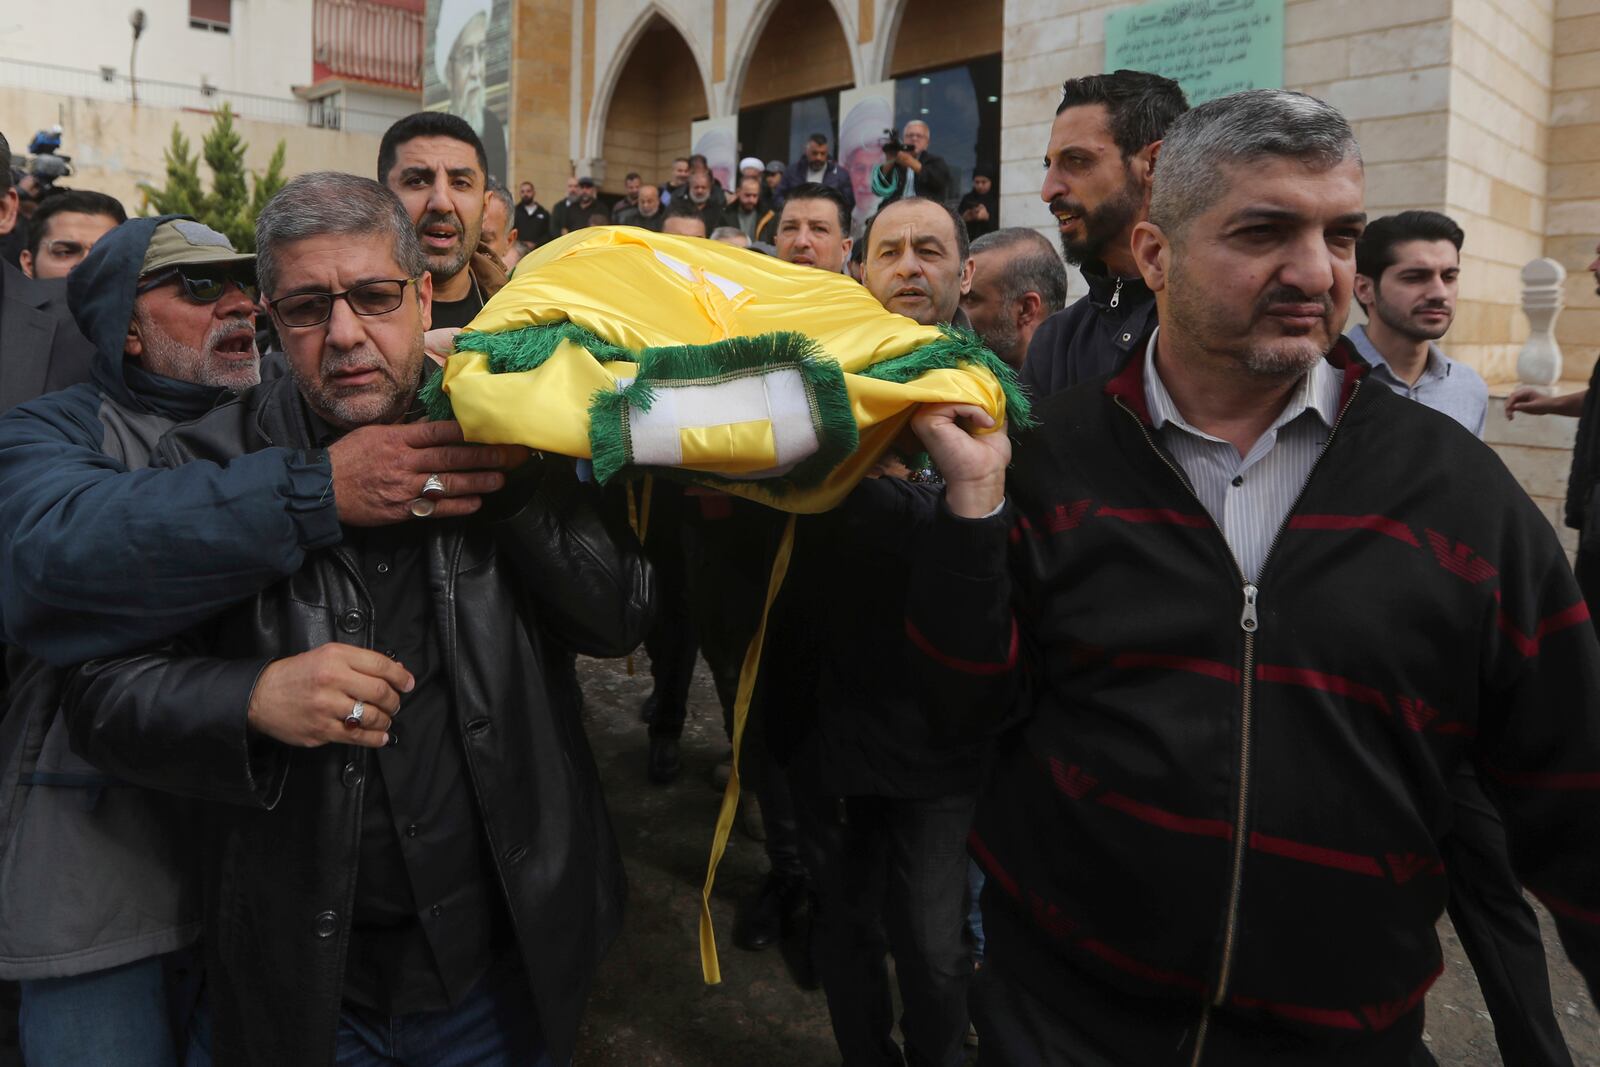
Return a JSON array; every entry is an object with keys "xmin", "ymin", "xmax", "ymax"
[
  {"xmin": 314, "ymin": 0, "xmax": 423, "ymax": 91},
  {"xmin": 0, "ymin": 55, "xmax": 403, "ymax": 136}
]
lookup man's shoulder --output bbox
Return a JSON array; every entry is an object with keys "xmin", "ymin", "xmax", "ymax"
[
  {"xmin": 0, "ymin": 380, "xmax": 109, "ymax": 444},
  {"xmin": 159, "ymin": 376, "xmax": 294, "ymax": 465}
]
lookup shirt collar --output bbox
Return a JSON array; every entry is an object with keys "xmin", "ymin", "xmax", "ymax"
[
  {"xmin": 1143, "ymin": 327, "xmax": 1342, "ymax": 438},
  {"xmin": 1346, "ymin": 324, "xmax": 1450, "ymax": 384}
]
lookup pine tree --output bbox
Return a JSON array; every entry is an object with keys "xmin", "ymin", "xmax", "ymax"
[{"xmin": 138, "ymin": 104, "xmax": 289, "ymax": 252}]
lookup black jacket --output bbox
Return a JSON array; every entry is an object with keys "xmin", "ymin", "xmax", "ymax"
[
  {"xmin": 1020, "ymin": 263, "xmax": 1155, "ymax": 400},
  {"xmin": 0, "ymin": 260, "xmax": 95, "ymax": 414},
  {"xmin": 63, "ymin": 374, "xmax": 653, "ymax": 1067},
  {"xmin": 906, "ymin": 341, "xmax": 1600, "ymax": 1063},
  {"xmin": 760, "ymin": 475, "xmax": 981, "ymax": 799},
  {"xmin": 876, "ymin": 151, "xmax": 953, "ymax": 207},
  {"xmin": 773, "ymin": 158, "xmax": 856, "ymax": 213}
]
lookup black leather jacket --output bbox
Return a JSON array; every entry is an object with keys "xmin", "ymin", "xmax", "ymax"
[{"xmin": 62, "ymin": 374, "xmax": 654, "ymax": 1067}]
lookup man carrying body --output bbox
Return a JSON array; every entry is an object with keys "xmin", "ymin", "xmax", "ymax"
[
  {"xmin": 1348, "ymin": 211, "xmax": 1486, "ymax": 436},
  {"xmin": 762, "ymin": 195, "xmax": 983, "ymax": 1066},
  {"xmin": 19, "ymin": 190, "xmax": 126, "ymax": 281},
  {"xmin": 1022, "ymin": 70, "xmax": 1188, "ymax": 397},
  {"xmin": 908, "ymin": 89, "xmax": 1600, "ymax": 1065},
  {"xmin": 774, "ymin": 133, "xmax": 856, "ymax": 214},
  {"xmin": 772, "ymin": 183, "xmax": 852, "ymax": 274},
  {"xmin": 873, "ymin": 121, "xmax": 953, "ymax": 209},
  {"xmin": 961, "ymin": 227, "xmax": 1068, "ymax": 370},
  {"xmin": 61, "ymin": 172, "xmax": 652, "ymax": 1067},
  {"xmin": 379, "ymin": 112, "xmax": 505, "ymax": 332}
]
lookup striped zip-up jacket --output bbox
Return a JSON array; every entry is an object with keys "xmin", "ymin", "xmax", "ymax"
[{"xmin": 907, "ymin": 339, "xmax": 1600, "ymax": 1065}]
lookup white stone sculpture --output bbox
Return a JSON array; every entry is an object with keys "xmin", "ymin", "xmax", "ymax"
[{"xmin": 1517, "ymin": 257, "xmax": 1567, "ymax": 390}]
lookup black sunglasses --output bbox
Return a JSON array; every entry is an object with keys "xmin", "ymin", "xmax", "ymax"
[
  {"xmin": 136, "ymin": 267, "xmax": 258, "ymax": 304},
  {"xmin": 267, "ymin": 277, "xmax": 420, "ymax": 329}
]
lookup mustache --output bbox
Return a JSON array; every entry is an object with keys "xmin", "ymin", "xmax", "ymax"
[
  {"xmin": 1049, "ymin": 197, "xmax": 1085, "ymax": 217},
  {"xmin": 417, "ymin": 211, "xmax": 463, "ymax": 237},
  {"xmin": 205, "ymin": 320, "xmax": 257, "ymax": 352},
  {"xmin": 322, "ymin": 347, "xmax": 390, "ymax": 379},
  {"xmin": 1257, "ymin": 287, "xmax": 1333, "ymax": 315}
]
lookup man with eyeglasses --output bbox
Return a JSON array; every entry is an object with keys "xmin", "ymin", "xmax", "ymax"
[
  {"xmin": 59, "ymin": 172, "xmax": 652, "ymax": 1067},
  {"xmin": 19, "ymin": 190, "xmax": 127, "ymax": 282}
]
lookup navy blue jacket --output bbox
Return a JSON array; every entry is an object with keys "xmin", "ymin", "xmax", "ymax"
[
  {"xmin": 0, "ymin": 215, "xmax": 340, "ymax": 666},
  {"xmin": 773, "ymin": 157, "xmax": 856, "ymax": 214}
]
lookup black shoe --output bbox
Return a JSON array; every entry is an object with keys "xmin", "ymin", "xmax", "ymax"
[
  {"xmin": 647, "ymin": 736, "xmax": 681, "ymax": 784},
  {"xmin": 733, "ymin": 869, "xmax": 807, "ymax": 952},
  {"xmin": 639, "ymin": 693, "xmax": 658, "ymax": 724}
]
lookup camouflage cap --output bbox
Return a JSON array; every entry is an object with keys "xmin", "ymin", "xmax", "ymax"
[{"xmin": 139, "ymin": 219, "xmax": 255, "ymax": 278}]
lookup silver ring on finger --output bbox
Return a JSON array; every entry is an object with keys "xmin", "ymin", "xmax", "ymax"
[
  {"xmin": 421, "ymin": 474, "xmax": 447, "ymax": 499},
  {"xmin": 345, "ymin": 700, "xmax": 366, "ymax": 727},
  {"xmin": 408, "ymin": 496, "xmax": 437, "ymax": 518}
]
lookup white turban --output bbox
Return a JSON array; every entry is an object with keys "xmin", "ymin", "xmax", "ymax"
[
  {"xmin": 839, "ymin": 94, "xmax": 894, "ymax": 157},
  {"xmin": 434, "ymin": 0, "xmax": 492, "ymax": 86}
]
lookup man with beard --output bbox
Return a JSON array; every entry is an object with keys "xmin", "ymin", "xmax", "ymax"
[
  {"xmin": 61, "ymin": 172, "xmax": 652, "ymax": 1067},
  {"xmin": 610, "ymin": 172, "xmax": 643, "ymax": 222},
  {"xmin": 435, "ymin": 0, "xmax": 507, "ymax": 184},
  {"xmin": 378, "ymin": 112, "xmax": 504, "ymax": 331},
  {"xmin": 872, "ymin": 121, "xmax": 954, "ymax": 209},
  {"xmin": 1507, "ymin": 243, "xmax": 1600, "ymax": 611},
  {"xmin": 513, "ymin": 182, "xmax": 551, "ymax": 248},
  {"xmin": 482, "ymin": 179, "xmax": 515, "ymax": 265},
  {"xmin": 962, "ymin": 227, "xmax": 1069, "ymax": 369},
  {"xmin": 1348, "ymin": 211, "xmax": 1486, "ymax": 435},
  {"xmin": 1022, "ymin": 70, "xmax": 1188, "ymax": 398},
  {"xmin": 560, "ymin": 177, "xmax": 602, "ymax": 236},
  {"xmin": 907, "ymin": 89, "xmax": 1600, "ymax": 1065},
  {"xmin": 663, "ymin": 157, "xmax": 691, "ymax": 205},
  {"xmin": 726, "ymin": 177, "xmax": 768, "ymax": 242},
  {"xmin": 550, "ymin": 176, "xmax": 580, "ymax": 236},
  {"xmin": 678, "ymin": 170, "xmax": 723, "ymax": 234},
  {"xmin": 616, "ymin": 183, "xmax": 664, "ymax": 232}
]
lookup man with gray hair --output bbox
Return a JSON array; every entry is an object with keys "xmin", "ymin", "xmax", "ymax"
[
  {"xmin": 961, "ymin": 227, "xmax": 1069, "ymax": 369},
  {"xmin": 907, "ymin": 89, "xmax": 1600, "ymax": 1063},
  {"xmin": 61, "ymin": 172, "xmax": 653, "ymax": 1067}
]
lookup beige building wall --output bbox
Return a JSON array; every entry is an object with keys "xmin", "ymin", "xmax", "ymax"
[
  {"xmin": 0, "ymin": 87, "xmax": 380, "ymax": 218},
  {"xmin": 1549, "ymin": 0, "xmax": 1600, "ymax": 382}
]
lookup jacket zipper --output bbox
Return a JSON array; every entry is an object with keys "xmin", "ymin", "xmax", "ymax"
[
  {"xmin": 1114, "ymin": 378, "xmax": 1363, "ymax": 1066},
  {"xmin": 1109, "ymin": 277, "xmax": 1123, "ymax": 309}
]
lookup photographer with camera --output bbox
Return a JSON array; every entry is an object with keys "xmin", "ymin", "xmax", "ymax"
[{"xmin": 871, "ymin": 120, "xmax": 953, "ymax": 209}]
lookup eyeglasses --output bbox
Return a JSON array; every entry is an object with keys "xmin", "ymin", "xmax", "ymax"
[
  {"xmin": 136, "ymin": 268, "xmax": 259, "ymax": 304},
  {"xmin": 43, "ymin": 239, "xmax": 94, "ymax": 261},
  {"xmin": 267, "ymin": 277, "xmax": 419, "ymax": 329}
]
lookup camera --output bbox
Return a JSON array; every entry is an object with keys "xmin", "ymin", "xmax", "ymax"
[{"xmin": 881, "ymin": 129, "xmax": 908, "ymax": 156}]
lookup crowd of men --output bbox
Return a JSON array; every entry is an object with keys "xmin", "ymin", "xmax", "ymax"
[{"xmin": 0, "ymin": 62, "xmax": 1597, "ymax": 1067}]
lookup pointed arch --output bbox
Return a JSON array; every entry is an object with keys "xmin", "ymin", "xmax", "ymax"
[
  {"xmin": 725, "ymin": 0, "xmax": 863, "ymax": 111},
  {"xmin": 586, "ymin": 3, "xmax": 713, "ymax": 172}
]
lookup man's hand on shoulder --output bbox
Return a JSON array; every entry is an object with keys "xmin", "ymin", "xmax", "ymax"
[
  {"xmin": 328, "ymin": 420, "xmax": 531, "ymax": 525},
  {"xmin": 247, "ymin": 644, "xmax": 414, "ymax": 749},
  {"xmin": 910, "ymin": 403, "xmax": 1009, "ymax": 518}
]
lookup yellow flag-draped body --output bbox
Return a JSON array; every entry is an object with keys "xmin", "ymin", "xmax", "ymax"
[{"xmin": 424, "ymin": 226, "xmax": 1024, "ymax": 512}]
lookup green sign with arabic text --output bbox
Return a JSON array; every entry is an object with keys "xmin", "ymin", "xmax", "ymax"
[{"xmin": 1105, "ymin": 0, "xmax": 1284, "ymax": 105}]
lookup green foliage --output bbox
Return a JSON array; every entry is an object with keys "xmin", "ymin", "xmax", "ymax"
[{"xmin": 137, "ymin": 104, "xmax": 288, "ymax": 252}]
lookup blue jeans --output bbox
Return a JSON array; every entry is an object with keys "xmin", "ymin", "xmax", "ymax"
[
  {"xmin": 186, "ymin": 965, "xmax": 547, "ymax": 1067},
  {"xmin": 18, "ymin": 954, "xmax": 196, "ymax": 1067}
]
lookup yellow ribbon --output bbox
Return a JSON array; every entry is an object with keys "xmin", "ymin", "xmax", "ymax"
[{"xmin": 698, "ymin": 513, "xmax": 797, "ymax": 983}]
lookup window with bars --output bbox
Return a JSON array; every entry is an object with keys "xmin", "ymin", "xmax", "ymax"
[{"xmin": 189, "ymin": 0, "xmax": 231, "ymax": 33}]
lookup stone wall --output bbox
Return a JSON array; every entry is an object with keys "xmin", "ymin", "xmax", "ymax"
[
  {"xmin": 0, "ymin": 87, "xmax": 380, "ymax": 217},
  {"xmin": 1548, "ymin": 0, "xmax": 1600, "ymax": 383},
  {"xmin": 600, "ymin": 20, "xmax": 709, "ymax": 195}
]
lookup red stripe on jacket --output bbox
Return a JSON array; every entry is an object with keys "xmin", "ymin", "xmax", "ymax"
[
  {"xmin": 1287, "ymin": 514, "xmax": 1420, "ymax": 547},
  {"xmin": 1496, "ymin": 596, "xmax": 1592, "ymax": 658},
  {"xmin": 905, "ymin": 616, "xmax": 1017, "ymax": 676},
  {"xmin": 1110, "ymin": 652, "xmax": 1241, "ymax": 684},
  {"xmin": 1256, "ymin": 664, "xmax": 1392, "ymax": 715}
]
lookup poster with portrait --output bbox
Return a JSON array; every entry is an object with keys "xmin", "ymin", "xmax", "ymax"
[
  {"xmin": 689, "ymin": 117, "xmax": 739, "ymax": 194},
  {"xmin": 424, "ymin": 0, "xmax": 512, "ymax": 185},
  {"xmin": 837, "ymin": 82, "xmax": 896, "ymax": 241}
]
